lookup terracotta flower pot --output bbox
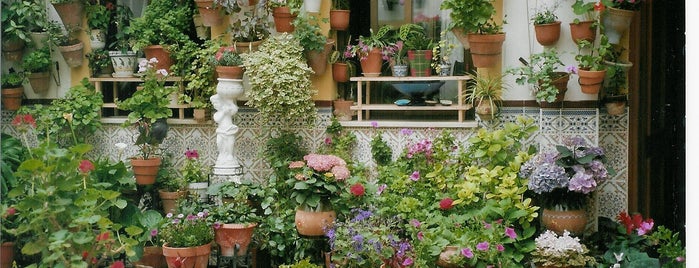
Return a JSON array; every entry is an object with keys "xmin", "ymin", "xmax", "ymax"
[
  {"xmin": 305, "ymin": 40, "xmax": 335, "ymax": 75},
  {"xmin": 569, "ymin": 20, "xmax": 597, "ymax": 44},
  {"xmin": 1, "ymin": 38, "xmax": 25, "ymax": 62},
  {"xmin": 1, "ymin": 87, "xmax": 23, "ymax": 111},
  {"xmin": 272, "ymin": 7, "xmax": 297, "ymax": 33},
  {"xmin": 159, "ymin": 190, "xmax": 187, "ymax": 214},
  {"xmin": 332, "ymin": 62, "xmax": 349, "ymax": 82},
  {"xmin": 1, "ymin": 242, "xmax": 14, "ymax": 268},
  {"xmin": 58, "ymin": 41, "xmax": 85, "ymax": 68},
  {"xmin": 214, "ymin": 223, "xmax": 257, "ymax": 257},
  {"xmin": 475, "ymin": 100, "xmax": 498, "ymax": 121},
  {"xmin": 131, "ymin": 157, "xmax": 162, "ymax": 185},
  {"xmin": 143, "ymin": 45, "xmax": 174, "ymax": 72},
  {"xmin": 295, "ymin": 207, "xmax": 336, "ymax": 237},
  {"xmin": 534, "ymin": 21, "xmax": 562, "ymax": 46},
  {"xmin": 451, "ymin": 28, "xmax": 470, "ymax": 49},
  {"xmin": 605, "ymin": 101, "xmax": 627, "ymax": 115},
  {"xmin": 27, "ymin": 72, "xmax": 50, "ymax": 94},
  {"xmin": 539, "ymin": 72, "xmax": 570, "ymax": 108},
  {"xmin": 52, "ymin": 1, "xmax": 84, "ymax": 31},
  {"xmin": 467, "ymin": 33, "xmax": 506, "ymax": 68},
  {"xmin": 194, "ymin": 0, "xmax": 224, "ymax": 27},
  {"xmin": 216, "ymin": 65, "xmax": 245, "ymax": 79},
  {"xmin": 407, "ymin": 50, "xmax": 433, "ymax": 77},
  {"xmin": 541, "ymin": 208, "xmax": 587, "ymax": 235},
  {"xmin": 162, "ymin": 243, "xmax": 211, "ymax": 268},
  {"xmin": 133, "ymin": 246, "xmax": 166, "ymax": 268},
  {"xmin": 329, "ymin": 10, "xmax": 350, "ymax": 31},
  {"xmin": 333, "ymin": 99, "xmax": 354, "ymax": 121},
  {"xmin": 577, "ymin": 69, "xmax": 606, "ymax": 94},
  {"xmin": 359, "ymin": 47, "xmax": 383, "ymax": 76}
]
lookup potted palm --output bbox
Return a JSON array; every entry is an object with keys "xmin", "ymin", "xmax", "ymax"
[
  {"xmin": 531, "ymin": 2, "xmax": 561, "ymax": 46},
  {"xmin": 21, "ymin": 47, "xmax": 52, "ymax": 94},
  {"xmin": 329, "ymin": 0, "xmax": 350, "ymax": 31},
  {"xmin": 116, "ymin": 58, "xmax": 176, "ymax": 185},
  {"xmin": 441, "ymin": 0, "xmax": 505, "ymax": 67},
  {"xmin": 467, "ymin": 74, "xmax": 505, "ymax": 120},
  {"xmin": 293, "ymin": 14, "xmax": 333, "ymax": 75},
  {"xmin": 508, "ymin": 48, "xmax": 571, "ymax": 108},
  {"xmin": 1, "ymin": 70, "xmax": 25, "ymax": 111}
]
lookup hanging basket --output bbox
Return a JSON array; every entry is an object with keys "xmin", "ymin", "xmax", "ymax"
[
  {"xmin": 273, "ymin": 7, "xmax": 297, "ymax": 33},
  {"xmin": 569, "ymin": 20, "xmax": 597, "ymax": 44},
  {"xmin": 305, "ymin": 40, "xmax": 335, "ymax": 75},
  {"xmin": 538, "ymin": 72, "xmax": 570, "ymax": 108},
  {"xmin": 602, "ymin": 7, "xmax": 636, "ymax": 44},
  {"xmin": 59, "ymin": 41, "xmax": 85, "ymax": 68},
  {"xmin": 329, "ymin": 10, "xmax": 350, "ymax": 31},
  {"xmin": 27, "ymin": 72, "xmax": 50, "ymax": 94},
  {"xmin": 194, "ymin": 0, "xmax": 224, "ymax": 27},
  {"xmin": 52, "ymin": 1, "xmax": 84, "ymax": 31}
]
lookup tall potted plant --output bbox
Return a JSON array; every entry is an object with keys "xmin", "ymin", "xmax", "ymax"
[
  {"xmin": 183, "ymin": 39, "xmax": 220, "ymax": 122},
  {"xmin": 109, "ymin": 3, "xmax": 138, "ymax": 77},
  {"xmin": 508, "ymin": 49, "xmax": 572, "ymax": 108},
  {"xmin": 441, "ymin": 0, "xmax": 505, "ymax": 68},
  {"xmin": 1, "ymin": 70, "xmax": 24, "ymax": 111},
  {"xmin": 117, "ymin": 58, "xmax": 176, "ymax": 185}
]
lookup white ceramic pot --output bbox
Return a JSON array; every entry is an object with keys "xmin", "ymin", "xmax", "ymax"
[
  {"xmin": 188, "ymin": 182, "xmax": 209, "ymax": 203},
  {"xmin": 109, "ymin": 51, "xmax": 138, "ymax": 77}
]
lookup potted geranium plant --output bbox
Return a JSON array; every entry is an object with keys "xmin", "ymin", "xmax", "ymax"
[
  {"xmin": 213, "ymin": 45, "xmax": 245, "ymax": 79},
  {"xmin": 507, "ymin": 48, "xmax": 572, "ymax": 108},
  {"xmin": 159, "ymin": 211, "xmax": 215, "ymax": 267},
  {"xmin": 531, "ymin": 2, "xmax": 562, "ymax": 46},
  {"xmin": 530, "ymin": 230, "xmax": 597, "ymax": 268},
  {"xmin": 117, "ymin": 58, "xmax": 176, "ymax": 185},
  {"xmin": 519, "ymin": 136, "xmax": 616, "ymax": 235},
  {"xmin": 286, "ymin": 153, "xmax": 350, "ymax": 236},
  {"xmin": 571, "ymin": 0, "xmax": 603, "ymax": 44},
  {"xmin": 440, "ymin": 0, "xmax": 505, "ymax": 67},
  {"xmin": 181, "ymin": 149, "xmax": 211, "ymax": 203},
  {"xmin": 575, "ymin": 34, "xmax": 612, "ymax": 94}
]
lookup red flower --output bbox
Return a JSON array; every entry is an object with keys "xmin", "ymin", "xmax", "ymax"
[
  {"xmin": 439, "ymin": 198, "xmax": 454, "ymax": 210},
  {"xmin": 81, "ymin": 251, "xmax": 89, "ymax": 260},
  {"xmin": 594, "ymin": 1, "xmax": 605, "ymax": 11},
  {"xmin": 110, "ymin": 261, "xmax": 125, "ymax": 268},
  {"xmin": 11, "ymin": 114, "xmax": 36, "ymax": 128},
  {"xmin": 79, "ymin": 160, "xmax": 95, "ymax": 173},
  {"xmin": 185, "ymin": 149, "xmax": 199, "ymax": 159},
  {"xmin": 96, "ymin": 231, "xmax": 110, "ymax": 242},
  {"xmin": 5, "ymin": 207, "xmax": 16, "ymax": 216},
  {"xmin": 618, "ymin": 211, "xmax": 634, "ymax": 234},
  {"xmin": 350, "ymin": 183, "xmax": 365, "ymax": 196}
]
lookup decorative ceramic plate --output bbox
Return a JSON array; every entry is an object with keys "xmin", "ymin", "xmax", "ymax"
[{"xmin": 394, "ymin": 99, "xmax": 411, "ymax": 106}]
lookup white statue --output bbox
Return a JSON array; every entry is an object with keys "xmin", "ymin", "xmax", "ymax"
[{"xmin": 211, "ymin": 78, "xmax": 245, "ymax": 181}]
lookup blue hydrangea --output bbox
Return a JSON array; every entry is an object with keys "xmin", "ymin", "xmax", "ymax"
[
  {"xmin": 527, "ymin": 163, "xmax": 568, "ymax": 194},
  {"xmin": 568, "ymin": 169, "xmax": 596, "ymax": 194}
]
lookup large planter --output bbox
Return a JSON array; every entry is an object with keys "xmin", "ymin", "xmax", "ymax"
[
  {"xmin": 134, "ymin": 246, "xmax": 166, "ymax": 268},
  {"xmin": 534, "ymin": 21, "xmax": 562, "ymax": 46},
  {"xmin": 1, "ymin": 242, "xmax": 14, "ymax": 268},
  {"xmin": 272, "ymin": 7, "xmax": 297, "ymax": 33},
  {"xmin": 216, "ymin": 65, "xmax": 245, "ymax": 79},
  {"xmin": 2, "ymin": 87, "xmax": 23, "ymax": 111},
  {"xmin": 451, "ymin": 28, "xmax": 470, "ymax": 49},
  {"xmin": 541, "ymin": 208, "xmax": 587, "ymax": 236},
  {"xmin": 143, "ymin": 45, "xmax": 174, "ymax": 72},
  {"xmin": 304, "ymin": 0, "xmax": 322, "ymax": 13},
  {"xmin": 187, "ymin": 182, "xmax": 209, "ymax": 203},
  {"xmin": 436, "ymin": 246, "xmax": 459, "ymax": 268},
  {"xmin": 305, "ymin": 40, "xmax": 335, "ymax": 75},
  {"xmin": 295, "ymin": 205, "xmax": 336, "ymax": 237},
  {"xmin": 162, "ymin": 243, "xmax": 211, "ymax": 268},
  {"xmin": 52, "ymin": 1, "xmax": 84, "ymax": 31},
  {"xmin": 58, "ymin": 41, "xmax": 85, "ymax": 68},
  {"xmin": 131, "ymin": 157, "xmax": 162, "ymax": 185},
  {"xmin": 467, "ymin": 33, "xmax": 506, "ymax": 68},
  {"xmin": 1, "ymin": 38, "xmax": 25, "ymax": 62},
  {"xmin": 27, "ymin": 72, "xmax": 50, "ymax": 94},
  {"xmin": 214, "ymin": 223, "xmax": 257, "ymax": 257},
  {"xmin": 359, "ymin": 47, "xmax": 383, "ymax": 76},
  {"xmin": 329, "ymin": 10, "xmax": 350, "ymax": 31},
  {"xmin": 407, "ymin": 50, "xmax": 433, "ymax": 77},
  {"xmin": 159, "ymin": 190, "xmax": 187, "ymax": 214},
  {"xmin": 109, "ymin": 51, "xmax": 138, "ymax": 77},
  {"xmin": 539, "ymin": 72, "xmax": 570, "ymax": 108},
  {"xmin": 89, "ymin": 29, "xmax": 106, "ymax": 50},
  {"xmin": 577, "ymin": 69, "xmax": 606, "ymax": 94},
  {"xmin": 194, "ymin": 0, "xmax": 224, "ymax": 27},
  {"xmin": 333, "ymin": 99, "xmax": 354, "ymax": 121},
  {"xmin": 602, "ymin": 7, "xmax": 636, "ymax": 44},
  {"xmin": 332, "ymin": 62, "xmax": 349, "ymax": 82},
  {"xmin": 569, "ymin": 20, "xmax": 597, "ymax": 44}
]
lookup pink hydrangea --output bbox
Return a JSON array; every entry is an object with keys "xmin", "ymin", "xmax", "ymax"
[
  {"xmin": 289, "ymin": 161, "xmax": 305, "ymax": 169},
  {"xmin": 304, "ymin": 154, "xmax": 346, "ymax": 172},
  {"xmin": 331, "ymin": 165, "xmax": 350, "ymax": 181}
]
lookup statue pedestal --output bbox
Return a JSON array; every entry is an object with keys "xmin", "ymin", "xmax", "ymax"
[{"xmin": 211, "ymin": 78, "xmax": 244, "ymax": 184}]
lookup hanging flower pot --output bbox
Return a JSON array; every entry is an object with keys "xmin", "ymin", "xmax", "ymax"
[
  {"xmin": 131, "ymin": 157, "xmax": 162, "ymax": 185},
  {"xmin": 467, "ymin": 33, "xmax": 506, "ymax": 68},
  {"xmin": 538, "ymin": 72, "xmax": 570, "ymax": 108},
  {"xmin": 450, "ymin": 28, "xmax": 470, "ymax": 49},
  {"xmin": 27, "ymin": 72, "xmax": 50, "ymax": 94},
  {"xmin": 332, "ymin": 62, "xmax": 349, "ymax": 82},
  {"xmin": 214, "ymin": 223, "xmax": 257, "ymax": 257},
  {"xmin": 329, "ymin": 10, "xmax": 350, "ymax": 31},
  {"xmin": 89, "ymin": 29, "xmax": 106, "ymax": 50},
  {"xmin": 30, "ymin": 31, "xmax": 49, "ymax": 49},
  {"xmin": 304, "ymin": 0, "xmax": 322, "ymax": 13},
  {"xmin": 109, "ymin": 51, "xmax": 138, "ymax": 77},
  {"xmin": 272, "ymin": 7, "xmax": 297, "ymax": 33},
  {"xmin": 143, "ymin": 45, "xmax": 174, "ymax": 72},
  {"xmin": 159, "ymin": 190, "xmax": 186, "ymax": 214},
  {"xmin": 359, "ymin": 47, "xmax": 383, "ymax": 76},
  {"xmin": 215, "ymin": 65, "xmax": 245, "ymax": 79},
  {"xmin": 192, "ymin": 14, "xmax": 211, "ymax": 40},
  {"xmin": 577, "ymin": 69, "xmax": 606, "ymax": 94},
  {"xmin": 58, "ymin": 41, "xmax": 85, "ymax": 68},
  {"xmin": 602, "ymin": 7, "xmax": 636, "ymax": 44},
  {"xmin": 295, "ymin": 204, "xmax": 336, "ymax": 237},
  {"xmin": 305, "ymin": 40, "xmax": 335, "ymax": 75},
  {"xmin": 162, "ymin": 243, "xmax": 211, "ymax": 268},
  {"xmin": 52, "ymin": 0, "xmax": 84, "ymax": 31},
  {"xmin": 534, "ymin": 21, "xmax": 562, "ymax": 46},
  {"xmin": 569, "ymin": 20, "xmax": 597, "ymax": 44},
  {"xmin": 1, "ymin": 38, "xmax": 25, "ymax": 62},
  {"xmin": 194, "ymin": 0, "xmax": 224, "ymax": 27},
  {"xmin": 407, "ymin": 50, "xmax": 433, "ymax": 77},
  {"xmin": 541, "ymin": 208, "xmax": 587, "ymax": 236},
  {"xmin": 1, "ymin": 87, "xmax": 23, "ymax": 111}
]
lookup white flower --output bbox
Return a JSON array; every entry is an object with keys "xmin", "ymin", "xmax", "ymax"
[
  {"xmin": 115, "ymin": 143, "xmax": 127, "ymax": 150},
  {"xmin": 156, "ymin": 69, "xmax": 168, "ymax": 77}
]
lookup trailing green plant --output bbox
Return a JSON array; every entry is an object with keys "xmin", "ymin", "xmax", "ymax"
[
  {"xmin": 86, "ymin": 49, "xmax": 112, "ymax": 76},
  {"xmin": 292, "ymin": 14, "xmax": 328, "ymax": 52},
  {"xmin": 440, "ymin": 0, "xmax": 503, "ymax": 34},
  {"xmin": 1, "ymin": 0, "xmax": 32, "ymax": 43},
  {"xmin": 21, "ymin": 47, "xmax": 51, "ymax": 73},
  {"xmin": 576, "ymin": 34, "xmax": 612, "ymax": 71},
  {"xmin": 242, "ymin": 33, "xmax": 317, "ymax": 127},
  {"xmin": 2, "ymin": 69, "xmax": 25, "ymax": 87},
  {"xmin": 507, "ymin": 48, "xmax": 571, "ymax": 103},
  {"xmin": 182, "ymin": 39, "xmax": 220, "ymax": 109},
  {"xmin": 86, "ymin": 3, "xmax": 111, "ymax": 30}
]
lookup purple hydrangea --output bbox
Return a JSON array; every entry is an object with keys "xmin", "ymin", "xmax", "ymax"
[
  {"xmin": 568, "ymin": 168, "xmax": 597, "ymax": 194},
  {"xmin": 527, "ymin": 163, "xmax": 568, "ymax": 194},
  {"xmin": 351, "ymin": 209, "xmax": 373, "ymax": 222}
]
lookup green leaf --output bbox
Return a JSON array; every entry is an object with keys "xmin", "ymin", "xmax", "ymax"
[
  {"xmin": 294, "ymin": 181, "xmax": 309, "ymax": 190},
  {"xmin": 125, "ymin": 225, "xmax": 144, "ymax": 236},
  {"xmin": 22, "ymin": 241, "xmax": 44, "ymax": 255}
]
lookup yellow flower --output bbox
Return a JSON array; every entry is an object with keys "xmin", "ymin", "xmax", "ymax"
[{"xmin": 63, "ymin": 113, "xmax": 73, "ymax": 123}]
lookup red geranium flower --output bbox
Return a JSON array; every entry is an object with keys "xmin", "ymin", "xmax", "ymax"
[
  {"xmin": 350, "ymin": 183, "xmax": 365, "ymax": 196},
  {"xmin": 96, "ymin": 231, "xmax": 110, "ymax": 242},
  {"xmin": 594, "ymin": 1, "xmax": 605, "ymax": 11},
  {"xmin": 110, "ymin": 261, "xmax": 125, "ymax": 268},
  {"xmin": 79, "ymin": 160, "xmax": 95, "ymax": 173},
  {"xmin": 439, "ymin": 197, "xmax": 453, "ymax": 210},
  {"xmin": 11, "ymin": 114, "xmax": 36, "ymax": 128}
]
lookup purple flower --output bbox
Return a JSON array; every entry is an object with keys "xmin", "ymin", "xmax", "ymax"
[
  {"xmin": 417, "ymin": 231, "xmax": 424, "ymax": 241},
  {"xmin": 483, "ymin": 221, "xmax": 492, "ymax": 229},
  {"xmin": 213, "ymin": 222, "xmax": 222, "ymax": 229},
  {"xmin": 461, "ymin": 248, "xmax": 474, "ymax": 258},
  {"xmin": 564, "ymin": 136, "xmax": 586, "ymax": 147},
  {"xmin": 186, "ymin": 214, "xmax": 196, "ymax": 221},
  {"xmin": 150, "ymin": 229, "xmax": 158, "ymax": 237},
  {"xmin": 400, "ymin": 128, "xmax": 413, "ymax": 136},
  {"xmin": 371, "ymin": 121, "xmax": 378, "ymax": 128},
  {"xmin": 172, "ymin": 219, "xmax": 180, "ymax": 224},
  {"xmin": 496, "ymin": 244, "xmax": 505, "ymax": 252},
  {"xmin": 351, "ymin": 209, "xmax": 373, "ymax": 222},
  {"xmin": 377, "ymin": 184, "xmax": 387, "ymax": 195},
  {"xmin": 568, "ymin": 169, "xmax": 597, "ymax": 194},
  {"xmin": 410, "ymin": 219, "xmax": 421, "ymax": 228},
  {"xmin": 505, "ymin": 227, "xmax": 517, "ymax": 239},
  {"xmin": 402, "ymin": 258, "xmax": 413, "ymax": 266},
  {"xmin": 476, "ymin": 242, "xmax": 489, "ymax": 251},
  {"xmin": 566, "ymin": 65, "xmax": 578, "ymax": 74},
  {"xmin": 527, "ymin": 162, "xmax": 568, "ymax": 194},
  {"xmin": 410, "ymin": 171, "xmax": 420, "ymax": 181}
]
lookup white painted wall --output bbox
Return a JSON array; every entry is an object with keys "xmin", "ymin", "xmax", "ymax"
[{"xmin": 502, "ymin": 0, "xmax": 599, "ymax": 102}]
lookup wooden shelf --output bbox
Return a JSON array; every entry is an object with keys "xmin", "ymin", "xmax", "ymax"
[{"xmin": 350, "ymin": 104, "xmax": 473, "ymax": 111}]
